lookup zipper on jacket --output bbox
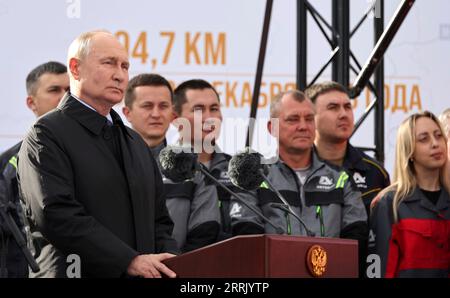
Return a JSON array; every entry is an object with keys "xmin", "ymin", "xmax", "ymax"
[
  {"xmin": 316, "ymin": 205, "xmax": 325, "ymax": 237},
  {"xmin": 285, "ymin": 213, "xmax": 292, "ymax": 235}
]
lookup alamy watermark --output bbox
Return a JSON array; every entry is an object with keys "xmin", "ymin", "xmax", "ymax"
[
  {"xmin": 170, "ymin": 113, "xmax": 280, "ymax": 164},
  {"xmin": 66, "ymin": 0, "xmax": 81, "ymax": 19},
  {"xmin": 66, "ymin": 254, "xmax": 81, "ymax": 278}
]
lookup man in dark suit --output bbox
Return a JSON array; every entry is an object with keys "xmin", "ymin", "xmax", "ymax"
[{"xmin": 17, "ymin": 30, "xmax": 178, "ymax": 278}]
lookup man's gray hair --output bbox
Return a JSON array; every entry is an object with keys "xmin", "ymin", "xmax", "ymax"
[
  {"xmin": 67, "ymin": 30, "xmax": 112, "ymax": 67},
  {"xmin": 270, "ymin": 90, "xmax": 309, "ymax": 118}
]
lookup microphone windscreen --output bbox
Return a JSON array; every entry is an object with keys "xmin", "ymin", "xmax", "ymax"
[
  {"xmin": 159, "ymin": 145, "xmax": 198, "ymax": 182},
  {"xmin": 228, "ymin": 148, "xmax": 265, "ymax": 190}
]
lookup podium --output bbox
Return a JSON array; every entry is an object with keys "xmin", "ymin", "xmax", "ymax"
[{"xmin": 163, "ymin": 235, "xmax": 358, "ymax": 278}]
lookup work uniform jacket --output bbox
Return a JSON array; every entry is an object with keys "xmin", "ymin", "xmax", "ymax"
[
  {"xmin": 370, "ymin": 188, "xmax": 450, "ymax": 278},
  {"xmin": 0, "ymin": 143, "xmax": 28, "ymax": 277},
  {"xmin": 151, "ymin": 141, "xmax": 220, "ymax": 252},
  {"xmin": 339, "ymin": 144, "xmax": 390, "ymax": 216},
  {"xmin": 230, "ymin": 150, "xmax": 368, "ymax": 241}
]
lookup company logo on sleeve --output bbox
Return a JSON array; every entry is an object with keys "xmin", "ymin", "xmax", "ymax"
[
  {"xmin": 229, "ymin": 203, "xmax": 243, "ymax": 218},
  {"xmin": 353, "ymin": 172, "xmax": 368, "ymax": 189},
  {"xmin": 317, "ymin": 176, "xmax": 334, "ymax": 190}
]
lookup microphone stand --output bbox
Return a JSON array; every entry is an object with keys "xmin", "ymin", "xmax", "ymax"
[
  {"xmin": 0, "ymin": 200, "xmax": 40, "ymax": 276},
  {"xmin": 269, "ymin": 204, "xmax": 315, "ymax": 237},
  {"xmin": 198, "ymin": 164, "xmax": 285, "ymax": 235},
  {"xmin": 258, "ymin": 168, "xmax": 316, "ymax": 237}
]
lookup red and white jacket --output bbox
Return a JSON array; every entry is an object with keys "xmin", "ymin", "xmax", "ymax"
[{"xmin": 369, "ymin": 188, "xmax": 450, "ymax": 278}]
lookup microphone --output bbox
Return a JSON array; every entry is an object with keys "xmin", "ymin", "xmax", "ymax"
[
  {"xmin": 159, "ymin": 145, "xmax": 285, "ymax": 235},
  {"xmin": 227, "ymin": 148, "xmax": 268, "ymax": 190},
  {"xmin": 159, "ymin": 145, "xmax": 198, "ymax": 183},
  {"xmin": 228, "ymin": 148, "xmax": 315, "ymax": 237}
]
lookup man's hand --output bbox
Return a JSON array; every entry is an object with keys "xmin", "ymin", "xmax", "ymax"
[{"xmin": 127, "ymin": 253, "xmax": 177, "ymax": 278}]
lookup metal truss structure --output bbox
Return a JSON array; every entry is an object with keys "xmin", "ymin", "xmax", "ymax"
[{"xmin": 247, "ymin": 0, "xmax": 415, "ymax": 164}]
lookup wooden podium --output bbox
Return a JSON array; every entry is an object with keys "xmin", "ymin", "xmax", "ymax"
[{"xmin": 163, "ymin": 235, "xmax": 358, "ymax": 278}]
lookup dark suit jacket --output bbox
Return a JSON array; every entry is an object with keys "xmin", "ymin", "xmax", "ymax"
[{"xmin": 17, "ymin": 93, "xmax": 178, "ymax": 277}]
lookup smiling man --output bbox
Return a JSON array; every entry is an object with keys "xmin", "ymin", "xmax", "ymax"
[
  {"xmin": 123, "ymin": 74, "xmax": 220, "ymax": 252},
  {"xmin": 173, "ymin": 79, "xmax": 236, "ymax": 241},
  {"xmin": 17, "ymin": 31, "xmax": 179, "ymax": 278}
]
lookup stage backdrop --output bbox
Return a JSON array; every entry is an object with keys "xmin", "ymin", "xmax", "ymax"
[{"xmin": 1, "ymin": 0, "xmax": 449, "ymax": 175}]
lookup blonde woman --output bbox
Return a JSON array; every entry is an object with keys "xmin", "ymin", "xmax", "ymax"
[{"xmin": 370, "ymin": 111, "xmax": 450, "ymax": 278}]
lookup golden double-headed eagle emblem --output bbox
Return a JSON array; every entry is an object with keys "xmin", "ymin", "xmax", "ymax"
[{"xmin": 306, "ymin": 245, "xmax": 327, "ymax": 277}]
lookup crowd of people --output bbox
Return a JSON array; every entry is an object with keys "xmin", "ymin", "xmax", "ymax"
[{"xmin": 0, "ymin": 30, "xmax": 448, "ymax": 278}]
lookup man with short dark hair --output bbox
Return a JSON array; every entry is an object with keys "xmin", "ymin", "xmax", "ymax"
[
  {"xmin": 123, "ymin": 73, "xmax": 174, "ymax": 149},
  {"xmin": 173, "ymin": 79, "xmax": 234, "ymax": 241},
  {"xmin": 0, "ymin": 61, "xmax": 68, "ymax": 171},
  {"xmin": 123, "ymin": 74, "xmax": 220, "ymax": 252},
  {"xmin": 0, "ymin": 61, "xmax": 68, "ymax": 278},
  {"xmin": 306, "ymin": 81, "xmax": 390, "ymax": 277},
  {"xmin": 305, "ymin": 81, "xmax": 390, "ymax": 215}
]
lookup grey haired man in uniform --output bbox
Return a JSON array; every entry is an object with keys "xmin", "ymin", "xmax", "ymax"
[{"xmin": 230, "ymin": 90, "xmax": 368, "ymax": 268}]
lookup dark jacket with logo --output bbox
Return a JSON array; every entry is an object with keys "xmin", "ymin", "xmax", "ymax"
[
  {"xmin": 230, "ymin": 150, "xmax": 368, "ymax": 241},
  {"xmin": 369, "ymin": 188, "xmax": 450, "ymax": 278},
  {"xmin": 151, "ymin": 141, "xmax": 220, "ymax": 252},
  {"xmin": 340, "ymin": 144, "xmax": 390, "ymax": 216},
  {"xmin": 17, "ymin": 94, "xmax": 178, "ymax": 277},
  {"xmin": 0, "ymin": 142, "xmax": 28, "ymax": 277},
  {"xmin": 0, "ymin": 142, "xmax": 22, "ymax": 173},
  {"xmin": 320, "ymin": 144, "xmax": 390, "ymax": 276}
]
